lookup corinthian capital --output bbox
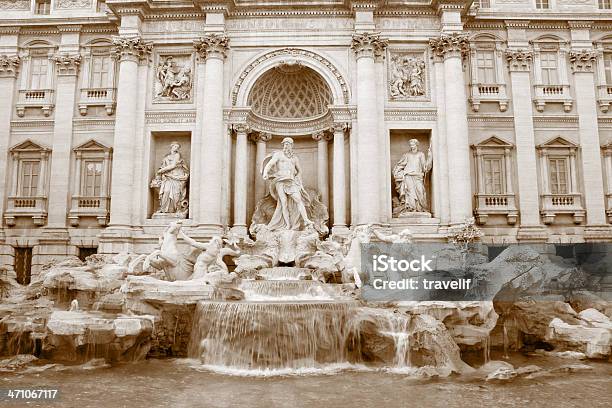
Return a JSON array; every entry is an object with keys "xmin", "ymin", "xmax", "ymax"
[
  {"xmin": 569, "ymin": 49, "xmax": 598, "ymax": 73},
  {"xmin": 351, "ymin": 32, "xmax": 388, "ymax": 60},
  {"xmin": 429, "ymin": 33, "xmax": 469, "ymax": 59},
  {"xmin": 194, "ymin": 33, "xmax": 230, "ymax": 60},
  {"xmin": 0, "ymin": 55, "xmax": 20, "ymax": 78},
  {"xmin": 111, "ymin": 36, "xmax": 153, "ymax": 62},
  {"xmin": 233, "ymin": 123, "xmax": 251, "ymax": 135},
  {"xmin": 505, "ymin": 48, "xmax": 533, "ymax": 72},
  {"xmin": 52, "ymin": 53, "xmax": 81, "ymax": 76},
  {"xmin": 250, "ymin": 132, "xmax": 272, "ymax": 143}
]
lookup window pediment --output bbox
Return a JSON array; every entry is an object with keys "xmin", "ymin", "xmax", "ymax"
[
  {"xmin": 10, "ymin": 139, "xmax": 50, "ymax": 154},
  {"xmin": 73, "ymin": 139, "xmax": 111, "ymax": 153}
]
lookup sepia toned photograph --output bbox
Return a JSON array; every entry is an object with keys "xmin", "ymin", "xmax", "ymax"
[{"xmin": 0, "ymin": 1, "xmax": 611, "ymax": 407}]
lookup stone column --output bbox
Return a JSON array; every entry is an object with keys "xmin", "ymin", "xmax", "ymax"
[
  {"xmin": 429, "ymin": 33, "xmax": 472, "ymax": 225},
  {"xmin": 332, "ymin": 123, "xmax": 347, "ymax": 232},
  {"xmin": 194, "ymin": 33, "xmax": 229, "ymax": 232},
  {"xmin": 0, "ymin": 54, "xmax": 20, "ymax": 235},
  {"xmin": 432, "ymin": 53, "xmax": 450, "ymax": 226},
  {"xmin": 313, "ymin": 131, "xmax": 331, "ymax": 208},
  {"xmin": 351, "ymin": 32, "xmax": 388, "ymax": 226},
  {"xmin": 505, "ymin": 49, "xmax": 547, "ymax": 241},
  {"xmin": 232, "ymin": 124, "xmax": 250, "ymax": 236},
  {"xmin": 107, "ymin": 36, "xmax": 152, "ymax": 228},
  {"xmin": 46, "ymin": 53, "xmax": 81, "ymax": 229},
  {"xmin": 252, "ymin": 132, "xmax": 271, "ymax": 203},
  {"xmin": 569, "ymin": 49, "xmax": 608, "ymax": 235}
]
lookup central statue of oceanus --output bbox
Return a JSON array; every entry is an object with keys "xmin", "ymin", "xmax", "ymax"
[{"xmin": 250, "ymin": 137, "xmax": 328, "ymax": 235}]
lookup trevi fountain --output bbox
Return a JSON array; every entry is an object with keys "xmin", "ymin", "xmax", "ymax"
[{"xmin": 0, "ymin": 137, "xmax": 610, "ymax": 407}]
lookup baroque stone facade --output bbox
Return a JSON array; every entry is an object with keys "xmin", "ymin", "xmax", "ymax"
[{"xmin": 1, "ymin": 0, "xmax": 612, "ymax": 279}]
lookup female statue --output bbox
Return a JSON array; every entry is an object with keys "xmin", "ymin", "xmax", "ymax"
[{"xmin": 152, "ymin": 142, "xmax": 189, "ymax": 217}]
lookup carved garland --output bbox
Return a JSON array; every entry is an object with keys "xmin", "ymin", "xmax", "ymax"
[
  {"xmin": 569, "ymin": 49, "xmax": 598, "ymax": 73},
  {"xmin": 505, "ymin": 49, "xmax": 533, "ymax": 72},
  {"xmin": 231, "ymin": 48, "xmax": 350, "ymax": 106},
  {"xmin": 52, "ymin": 54, "xmax": 81, "ymax": 76},
  {"xmin": 0, "ymin": 54, "xmax": 20, "ymax": 77}
]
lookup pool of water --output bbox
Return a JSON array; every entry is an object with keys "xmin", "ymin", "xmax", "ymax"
[{"xmin": 1, "ymin": 354, "xmax": 610, "ymax": 408}]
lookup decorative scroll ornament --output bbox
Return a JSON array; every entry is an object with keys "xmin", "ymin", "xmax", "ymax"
[
  {"xmin": 429, "ymin": 33, "xmax": 469, "ymax": 59},
  {"xmin": 0, "ymin": 54, "xmax": 20, "ymax": 77},
  {"xmin": 111, "ymin": 36, "xmax": 153, "ymax": 62},
  {"xmin": 351, "ymin": 32, "xmax": 389, "ymax": 59},
  {"xmin": 505, "ymin": 49, "xmax": 533, "ymax": 72},
  {"xmin": 569, "ymin": 49, "xmax": 598, "ymax": 73},
  {"xmin": 193, "ymin": 33, "xmax": 230, "ymax": 59},
  {"xmin": 389, "ymin": 54, "xmax": 426, "ymax": 99},
  {"xmin": 52, "ymin": 54, "xmax": 81, "ymax": 76}
]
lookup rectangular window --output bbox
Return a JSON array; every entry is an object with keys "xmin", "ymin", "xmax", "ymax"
[
  {"xmin": 479, "ymin": 0, "xmax": 491, "ymax": 8},
  {"xmin": 549, "ymin": 157, "xmax": 569, "ymax": 194},
  {"xmin": 20, "ymin": 160, "xmax": 40, "ymax": 197},
  {"xmin": 83, "ymin": 160, "xmax": 103, "ymax": 196},
  {"xmin": 476, "ymin": 50, "xmax": 496, "ymax": 84},
  {"xmin": 535, "ymin": 0, "xmax": 550, "ymax": 9},
  {"xmin": 483, "ymin": 156, "xmax": 503, "ymax": 194},
  {"xmin": 34, "ymin": 0, "xmax": 51, "ymax": 15},
  {"xmin": 604, "ymin": 53, "xmax": 612, "ymax": 85},
  {"xmin": 90, "ymin": 54, "xmax": 111, "ymax": 88},
  {"xmin": 29, "ymin": 57, "xmax": 49, "ymax": 89},
  {"xmin": 540, "ymin": 51, "xmax": 559, "ymax": 85},
  {"xmin": 14, "ymin": 247, "xmax": 32, "ymax": 286},
  {"xmin": 599, "ymin": 0, "xmax": 611, "ymax": 9}
]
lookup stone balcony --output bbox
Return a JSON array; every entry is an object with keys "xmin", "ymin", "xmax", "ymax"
[
  {"xmin": 78, "ymin": 88, "xmax": 117, "ymax": 116},
  {"xmin": 68, "ymin": 195, "xmax": 110, "ymax": 227},
  {"xmin": 15, "ymin": 89, "xmax": 55, "ymax": 117},
  {"xmin": 4, "ymin": 196, "xmax": 47, "ymax": 226},
  {"xmin": 540, "ymin": 193, "xmax": 585, "ymax": 224},
  {"xmin": 473, "ymin": 193, "xmax": 518, "ymax": 225},
  {"xmin": 468, "ymin": 83, "xmax": 508, "ymax": 112},
  {"xmin": 533, "ymin": 84, "xmax": 573, "ymax": 112},
  {"xmin": 597, "ymin": 84, "xmax": 612, "ymax": 113}
]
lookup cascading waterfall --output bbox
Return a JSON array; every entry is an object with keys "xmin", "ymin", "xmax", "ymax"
[{"xmin": 239, "ymin": 280, "xmax": 336, "ymax": 300}]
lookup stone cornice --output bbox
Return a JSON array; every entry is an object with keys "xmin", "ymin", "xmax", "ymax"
[
  {"xmin": 193, "ymin": 33, "xmax": 230, "ymax": 60},
  {"xmin": 111, "ymin": 35, "xmax": 153, "ymax": 62},
  {"xmin": 0, "ymin": 26, "xmax": 20, "ymax": 35},
  {"xmin": 57, "ymin": 25, "xmax": 83, "ymax": 33},
  {"xmin": 569, "ymin": 49, "xmax": 597, "ymax": 73},
  {"xmin": 52, "ymin": 53, "xmax": 81, "ymax": 76},
  {"xmin": 0, "ymin": 55, "xmax": 20, "ymax": 78},
  {"xmin": 105, "ymin": 0, "xmax": 152, "ymax": 19},
  {"xmin": 351, "ymin": 32, "xmax": 389, "ymax": 60}
]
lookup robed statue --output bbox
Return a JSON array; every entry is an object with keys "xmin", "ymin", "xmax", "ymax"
[
  {"xmin": 151, "ymin": 142, "xmax": 189, "ymax": 217},
  {"xmin": 393, "ymin": 138, "xmax": 432, "ymax": 215}
]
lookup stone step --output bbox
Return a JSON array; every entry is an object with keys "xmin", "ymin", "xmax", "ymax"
[{"xmin": 256, "ymin": 267, "xmax": 312, "ymax": 280}]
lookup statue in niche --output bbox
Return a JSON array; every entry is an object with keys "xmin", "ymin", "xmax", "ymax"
[
  {"xmin": 389, "ymin": 54, "xmax": 426, "ymax": 99},
  {"xmin": 150, "ymin": 142, "xmax": 189, "ymax": 218},
  {"xmin": 392, "ymin": 139, "xmax": 432, "ymax": 216},
  {"xmin": 260, "ymin": 137, "xmax": 314, "ymax": 231},
  {"xmin": 156, "ymin": 56, "xmax": 192, "ymax": 101}
]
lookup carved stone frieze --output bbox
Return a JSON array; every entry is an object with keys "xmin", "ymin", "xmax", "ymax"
[
  {"xmin": 429, "ymin": 33, "xmax": 469, "ymax": 59},
  {"xmin": 111, "ymin": 36, "xmax": 153, "ymax": 62},
  {"xmin": 351, "ymin": 32, "xmax": 389, "ymax": 60},
  {"xmin": 52, "ymin": 54, "xmax": 82, "ymax": 76},
  {"xmin": 505, "ymin": 48, "xmax": 533, "ymax": 72},
  {"xmin": 154, "ymin": 55, "xmax": 193, "ymax": 102},
  {"xmin": 55, "ymin": 0, "xmax": 92, "ymax": 8},
  {"xmin": 569, "ymin": 49, "xmax": 598, "ymax": 73},
  {"xmin": 0, "ymin": 0, "xmax": 29, "ymax": 10},
  {"xmin": 193, "ymin": 33, "xmax": 230, "ymax": 60},
  {"xmin": 389, "ymin": 53, "xmax": 427, "ymax": 99},
  {"xmin": 0, "ymin": 55, "xmax": 20, "ymax": 78}
]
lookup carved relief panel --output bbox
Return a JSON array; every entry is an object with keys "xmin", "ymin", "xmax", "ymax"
[
  {"xmin": 388, "ymin": 51, "xmax": 429, "ymax": 101},
  {"xmin": 0, "ymin": 0, "xmax": 30, "ymax": 10},
  {"xmin": 153, "ymin": 53, "xmax": 194, "ymax": 103}
]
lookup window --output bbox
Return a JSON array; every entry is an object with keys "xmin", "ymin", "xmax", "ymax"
[
  {"xmin": 14, "ymin": 247, "xmax": 32, "ymax": 286},
  {"xmin": 476, "ymin": 51, "xmax": 496, "ymax": 83},
  {"xmin": 20, "ymin": 160, "xmax": 40, "ymax": 197},
  {"xmin": 83, "ymin": 160, "xmax": 103, "ymax": 196},
  {"xmin": 90, "ymin": 54, "xmax": 111, "ymax": 88},
  {"xmin": 535, "ymin": 0, "xmax": 549, "ymax": 9},
  {"xmin": 540, "ymin": 52, "xmax": 559, "ymax": 84},
  {"xmin": 599, "ymin": 0, "xmax": 611, "ymax": 10},
  {"xmin": 35, "ymin": 0, "xmax": 51, "ymax": 15},
  {"xmin": 29, "ymin": 57, "xmax": 49, "ymax": 89},
  {"xmin": 604, "ymin": 53, "xmax": 612, "ymax": 85},
  {"xmin": 483, "ymin": 156, "xmax": 503, "ymax": 194},
  {"xmin": 549, "ymin": 157, "xmax": 568, "ymax": 194},
  {"xmin": 479, "ymin": 0, "xmax": 491, "ymax": 8}
]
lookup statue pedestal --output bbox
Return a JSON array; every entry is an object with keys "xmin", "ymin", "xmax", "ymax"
[
  {"xmin": 397, "ymin": 211, "xmax": 432, "ymax": 219},
  {"xmin": 151, "ymin": 212, "xmax": 187, "ymax": 220},
  {"xmin": 390, "ymin": 213, "xmax": 441, "ymax": 238}
]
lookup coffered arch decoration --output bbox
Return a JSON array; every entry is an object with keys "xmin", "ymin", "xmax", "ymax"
[{"xmin": 232, "ymin": 48, "xmax": 350, "ymax": 107}]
